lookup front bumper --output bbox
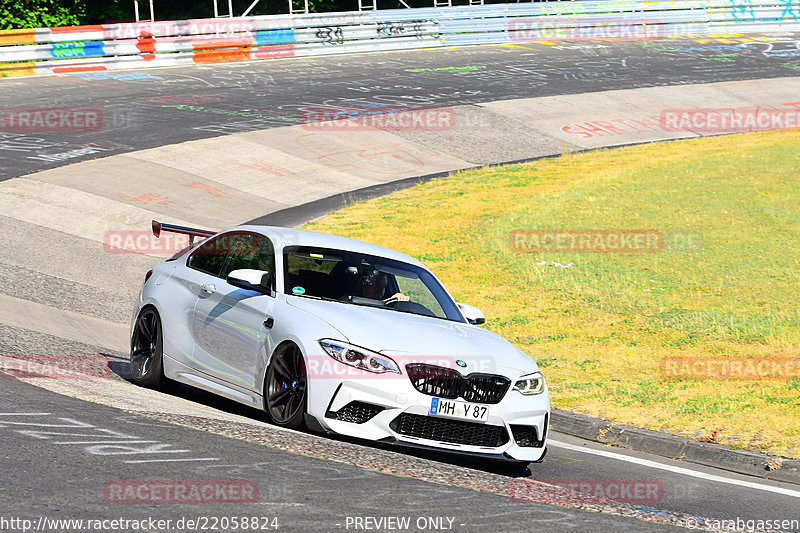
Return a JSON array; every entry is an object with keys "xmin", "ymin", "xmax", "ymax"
[{"xmin": 307, "ymin": 371, "xmax": 550, "ymax": 463}]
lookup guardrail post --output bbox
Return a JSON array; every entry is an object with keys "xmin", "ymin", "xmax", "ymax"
[
  {"xmin": 213, "ymin": 0, "xmax": 234, "ymax": 17},
  {"xmin": 242, "ymin": 0, "xmax": 262, "ymax": 17},
  {"xmin": 133, "ymin": 0, "xmax": 154, "ymax": 22},
  {"xmin": 359, "ymin": 0, "xmax": 377, "ymax": 10},
  {"xmin": 289, "ymin": 0, "xmax": 309, "ymax": 14}
]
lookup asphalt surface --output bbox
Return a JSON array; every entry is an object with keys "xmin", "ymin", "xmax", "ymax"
[
  {"xmin": 2, "ymin": 34, "xmax": 800, "ymax": 533},
  {"xmin": 3, "ymin": 369, "xmax": 799, "ymax": 533},
  {"xmin": 2, "ymin": 35, "xmax": 800, "ymax": 179},
  {"xmin": 6, "ymin": 377, "xmax": 586, "ymax": 533},
  {"xmin": 2, "ymin": 324, "xmax": 800, "ymax": 532}
]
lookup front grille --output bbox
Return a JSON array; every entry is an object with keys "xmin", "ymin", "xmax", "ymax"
[
  {"xmin": 406, "ymin": 364, "xmax": 510, "ymax": 404},
  {"xmin": 511, "ymin": 414, "xmax": 548, "ymax": 448},
  {"xmin": 405, "ymin": 364, "xmax": 461, "ymax": 399},
  {"xmin": 390, "ymin": 413, "xmax": 509, "ymax": 447},
  {"xmin": 326, "ymin": 401, "xmax": 384, "ymax": 424},
  {"xmin": 461, "ymin": 374, "xmax": 511, "ymax": 404}
]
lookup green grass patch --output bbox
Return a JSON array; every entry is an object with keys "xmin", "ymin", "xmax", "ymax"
[{"xmin": 305, "ymin": 129, "xmax": 800, "ymax": 458}]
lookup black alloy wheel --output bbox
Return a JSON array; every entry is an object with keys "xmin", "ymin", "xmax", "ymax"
[
  {"xmin": 265, "ymin": 344, "xmax": 307, "ymax": 429},
  {"xmin": 130, "ymin": 307, "xmax": 166, "ymax": 388}
]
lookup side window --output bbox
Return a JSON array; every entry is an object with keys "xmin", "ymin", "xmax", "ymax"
[
  {"xmin": 221, "ymin": 233, "xmax": 276, "ymax": 283},
  {"xmin": 187, "ymin": 233, "xmax": 235, "ymax": 277}
]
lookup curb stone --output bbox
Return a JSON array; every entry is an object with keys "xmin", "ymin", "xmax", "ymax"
[{"xmin": 551, "ymin": 409, "xmax": 800, "ymax": 486}]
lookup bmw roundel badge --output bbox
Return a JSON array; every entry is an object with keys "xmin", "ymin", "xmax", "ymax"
[{"xmin": 455, "ymin": 360, "xmax": 467, "ymax": 368}]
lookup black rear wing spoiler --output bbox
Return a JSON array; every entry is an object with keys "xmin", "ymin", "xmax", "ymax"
[{"xmin": 152, "ymin": 220, "xmax": 216, "ymax": 245}]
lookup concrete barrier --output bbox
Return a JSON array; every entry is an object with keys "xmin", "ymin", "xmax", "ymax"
[{"xmin": 2, "ymin": 0, "xmax": 799, "ymax": 76}]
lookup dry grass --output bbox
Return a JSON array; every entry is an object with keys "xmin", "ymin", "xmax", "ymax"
[{"xmin": 305, "ymin": 129, "xmax": 800, "ymax": 458}]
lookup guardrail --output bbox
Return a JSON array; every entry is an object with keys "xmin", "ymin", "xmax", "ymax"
[{"xmin": 1, "ymin": 0, "xmax": 799, "ymax": 76}]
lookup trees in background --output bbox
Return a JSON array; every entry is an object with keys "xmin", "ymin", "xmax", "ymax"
[
  {"xmin": 2, "ymin": 0, "xmax": 84, "ymax": 29},
  {"xmin": 0, "ymin": 0, "xmax": 370, "ymax": 28}
]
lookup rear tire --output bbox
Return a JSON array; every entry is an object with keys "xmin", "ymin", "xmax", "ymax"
[
  {"xmin": 130, "ymin": 307, "xmax": 166, "ymax": 388},
  {"xmin": 264, "ymin": 343, "xmax": 307, "ymax": 430}
]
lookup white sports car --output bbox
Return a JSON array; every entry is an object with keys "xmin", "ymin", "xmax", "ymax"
[{"xmin": 131, "ymin": 221, "xmax": 550, "ymax": 463}]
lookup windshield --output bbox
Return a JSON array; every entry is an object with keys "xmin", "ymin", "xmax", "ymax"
[{"xmin": 282, "ymin": 246, "xmax": 464, "ymax": 322}]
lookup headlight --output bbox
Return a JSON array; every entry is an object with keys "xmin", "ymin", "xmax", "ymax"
[
  {"xmin": 319, "ymin": 340, "xmax": 400, "ymax": 374},
  {"xmin": 513, "ymin": 372, "xmax": 546, "ymax": 395}
]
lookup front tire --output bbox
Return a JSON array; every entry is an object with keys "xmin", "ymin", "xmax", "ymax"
[
  {"xmin": 130, "ymin": 307, "xmax": 166, "ymax": 388},
  {"xmin": 265, "ymin": 343, "xmax": 307, "ymax": 429}
]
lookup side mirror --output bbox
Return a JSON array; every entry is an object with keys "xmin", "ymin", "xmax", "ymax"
[
  {"xmin": 227, "ymin": 269, "xmax": 273, "ymax": 295},
  {"xmin": 457, "ymin": 302, "xmax": 486, "ymax": 325}
]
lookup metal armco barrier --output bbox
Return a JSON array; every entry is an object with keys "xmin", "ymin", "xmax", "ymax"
[{"xmin": 1, "ymin": 0, "xmax": 799, "ymax": 76}]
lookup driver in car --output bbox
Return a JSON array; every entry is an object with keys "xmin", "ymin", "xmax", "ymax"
[{"xmin": 359, "ymin": 271, "xmax": 410, "ymax": 303}]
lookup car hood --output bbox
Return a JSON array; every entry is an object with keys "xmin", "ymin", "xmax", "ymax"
[{"xmin": 286, "ymin": 296, "xmax": 538, "ymax": 376}]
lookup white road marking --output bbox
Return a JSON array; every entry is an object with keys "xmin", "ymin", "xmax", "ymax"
[
  {"xmin": 19, "ymin": 431, "xmax": 129, "ymax": 439},
  {"xmin": 1, "ymin": 413, "xmax": 211, "ymax": 463},
  {"xmin": 0, "ymin": 417, "xmax": 94, "ymax": 428},
  {"xmin": 548, "ymin": 439, "xmax": 800, "ymax": 499},
  {"xmin": 124, "ymin": 458, "xmax": 220, "ymax": 464},
  {"xmin": 84, "ymin": 444, "xmax": 192, "ymax": 455},
  {"xmin": 53, "ymin": 440, "xmax": 158, "ymax": 445}
]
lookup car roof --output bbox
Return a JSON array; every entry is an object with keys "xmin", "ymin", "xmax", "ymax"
[{"xmin": 231, "ymin": 225, "xmax": 426, "ymax": 268}]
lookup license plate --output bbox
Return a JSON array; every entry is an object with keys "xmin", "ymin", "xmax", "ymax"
[{"xmin": 429, "ymin": 398, "xmax": 489, "ymax": 422}]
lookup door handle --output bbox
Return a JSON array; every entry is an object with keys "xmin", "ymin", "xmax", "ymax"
[{"xmin": 201, "ymin": 282, "xmax": 216, "ymax": 295}]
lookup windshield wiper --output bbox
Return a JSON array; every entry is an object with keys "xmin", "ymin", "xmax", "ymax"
[
  {"xmin": 347, "ymin": 295, "xmax": 386, "ymax": 309},
  {"xmin": 348, "ymin": 298, "xmax": 438, "ymax": 319},
  {"xmin": 385, "ymin": 306, "xmax": 428, "ymax": 318},
  {"xmin": 290, "ymin": 294, "xmax": 347, "ymax": 304}
]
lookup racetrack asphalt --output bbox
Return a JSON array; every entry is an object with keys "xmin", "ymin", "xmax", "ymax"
[
  {"xmin": 1, "ymin": 34, "xmax": 800, "ymax": 532},
  {"xmin": 2, "ymin": 35, "xmax": 799, "ymax": 179}
]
